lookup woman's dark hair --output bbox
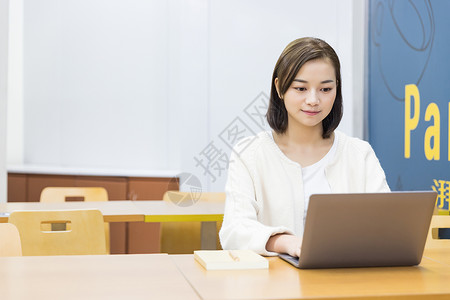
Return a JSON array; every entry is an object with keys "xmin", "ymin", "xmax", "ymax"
[{"xmin": 266, "ymin": 37, "xmax": 343, "ymax": 139}]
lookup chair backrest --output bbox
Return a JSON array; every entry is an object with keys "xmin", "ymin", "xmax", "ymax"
[
  {"xmin": 40, "ymin": 187, "xmax": 108, "ymax": 202},
  {"xmin": 40, "ymin": 187, "xmax": 110, "ymax": 253},
  {"xmin": 8, "ymin": 209, "xmax": 107, "ymax": 256},
  {"xmin": 0, "ymin": 223, "xmax": 22, "ymax": 256},
  {"xmin": 426, "ymin": 215, "xmax": 450, "ymax": 249}
]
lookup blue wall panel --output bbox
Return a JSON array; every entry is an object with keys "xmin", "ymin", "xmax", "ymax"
[{"xmin": 369, "ymin": 0, "xmax": 449, "ymax": 210}]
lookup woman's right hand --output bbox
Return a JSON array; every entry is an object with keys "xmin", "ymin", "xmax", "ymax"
[{"xmin": 266, "ymin": 233, "xmax": 302, "ymax": 257}]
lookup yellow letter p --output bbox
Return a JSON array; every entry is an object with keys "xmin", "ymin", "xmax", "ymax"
[{"xmin": 405, "ymin": 84, "xmax": 420, "ymax": 158}]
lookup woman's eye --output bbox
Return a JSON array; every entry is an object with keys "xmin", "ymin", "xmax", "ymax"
[
  {"xmin": 321, "ymin": 87, "xmax": 332, "ymax": 92},
  {"xmin": 295, "ymin": 87, "xmax": 306, "ymax": 92}
]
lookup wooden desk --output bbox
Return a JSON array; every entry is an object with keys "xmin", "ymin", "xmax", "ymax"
[
  {"xmin": 171, "ymin": 253, "xmax": 450, "ymax": 300},
  {"xmin": 133, "ymin": 200, "xmax": 224, "ymax": 250},
  {"xmin": 0, "ymin": 201, "xmax": 145, "ymax": 223},
  {"xmin": 132, "ymin": 200, "xmax": 224, "ymax": 222},
  {"xmin": 2, "ymin": 252, "xmax": 450, "ymax": 300},
  {"xmin": 424, "ymin": 248, "xmax": 450, "ymax": 265},
  {"xmin": 0, "ymin": 254, "xmax": 199, "ymax": 300}
]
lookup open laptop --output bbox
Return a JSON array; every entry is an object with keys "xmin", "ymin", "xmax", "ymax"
[{"xmin": 279, "ymin": 191, "xmax": 437, "ymax": 269}]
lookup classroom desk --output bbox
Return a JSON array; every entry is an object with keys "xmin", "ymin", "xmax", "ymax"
[
  {"xmin": 171, "ymin": 252, "xmax": 450, "ymax": 300},
  {"xmin": 133, "ymin": 200, "xmax": 224, "ymax": 250},
  {"xmin": 0, "ymin": 201, "xmax": 145, "ymax": 223},
  {"xmin": 1, "ymin": 252, "xmax": 450, "ymax": 300},
  {"xmin": 132, "ymin": 200, "xmax": 224, "ymax": 222},
  {"xmin": 423, "ymin": 248, "xmax": 450, "ymax": 265},
  {"xmin": 0, "ymin": 254, "xmax": 200, "ymax": 300}
]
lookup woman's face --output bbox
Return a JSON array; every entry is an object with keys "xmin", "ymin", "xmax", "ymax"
[{"xmin": 277, "ymin": 58, "xmax": 337, "ymax": 132}]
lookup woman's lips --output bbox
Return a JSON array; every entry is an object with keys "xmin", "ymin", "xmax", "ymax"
[{"xmin": 302, "ymin": 110, "xmax": 320, "ymax": 116}]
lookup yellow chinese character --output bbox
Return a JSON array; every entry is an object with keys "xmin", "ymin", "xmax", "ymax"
[{"xmin": 431, "ymin": 179, "xmax": 450, "ymax": 209}]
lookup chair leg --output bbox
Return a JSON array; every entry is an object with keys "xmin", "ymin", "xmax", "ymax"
[{"xmin": 200, "ymin": 222, "xmax": 217, "ymax": 250}]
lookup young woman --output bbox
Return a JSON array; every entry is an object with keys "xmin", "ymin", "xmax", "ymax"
[{"xmin": 219, "ymin": 37, "xmax": 390, "ymax": 257}]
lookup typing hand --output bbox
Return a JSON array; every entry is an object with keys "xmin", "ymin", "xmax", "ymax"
[
  {"xmin": 266, "ymin": 234, "xmax": 302, "ymax": 257},
  {"xmin": 285, "ymin": 237, "xmax": 302, "ymax": 257}
]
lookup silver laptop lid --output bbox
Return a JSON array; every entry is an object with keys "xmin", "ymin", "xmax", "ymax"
[{"xmin": 295, "ymin": 191, "xmax": 436, "ymax": 269}]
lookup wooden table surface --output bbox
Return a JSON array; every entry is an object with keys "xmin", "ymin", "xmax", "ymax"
[
  {"xmin": 0, "ymin": 200, "xmax": 224, "ymax": 223},
  {"xmin": 132, "ymin": 200, "xmax": 224, "ymax": 222},
  {"xmin": 1, "ymin": 251, "xmax": 450, "ymax": 300},
  {"xmin": 0, "ymin": 254, "xmax": 200, "ymax": 300},
  {"xmin": 171, "ymin": 252, "xmax": 450, "ymax": 300},
  {"xmin": 0, "ymin": 201, "xmax": 145, "ymax": 223},
  {"xmin": 423, "ymin": 248, "xmax": 450, "ymax": 265}
]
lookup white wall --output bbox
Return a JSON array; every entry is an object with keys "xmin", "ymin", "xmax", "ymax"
[
  {"xmin": 22, "ymin": 0, "xmax": 171, "ymax": 169},
  {"xmin": 8, "ymin": 0, "xmax": 366, "ymax": 192},
  {"xmin": 7, "ymin": 0, "xmax": 23, "ymax": 165},
  {"xmin": 1, "ymin": 0, "xmax": 9, "ymax": 203}
]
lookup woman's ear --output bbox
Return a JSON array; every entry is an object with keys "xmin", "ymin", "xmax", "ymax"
[{"xmin": 274, "ymin": 78, "xmax": 283, "ymax": 99}]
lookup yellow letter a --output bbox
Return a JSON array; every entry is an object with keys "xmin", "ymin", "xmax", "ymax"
[{"xmin": 424, "ymin": 103, "xmax": 440, "ymax": 160}]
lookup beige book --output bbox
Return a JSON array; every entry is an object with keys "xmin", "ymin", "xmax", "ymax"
[{"xmin": 194, "ymin": 250, "xmax": 269, "ymax": 270}]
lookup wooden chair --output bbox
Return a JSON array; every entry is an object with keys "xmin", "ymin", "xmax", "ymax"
[
  {"xmin": 0, "ymin": 223, "xmax": 22, "ymax": 256},
  {"xmin": 40, "ymin": 187, "xmax": 108, "ymax": 202},
  {"xmin": 160, "ymin": 191, "xmax": 225, "ymax": 254},
  {"xmin": 426, "ymin": 215, "xmax": 450, "ymax": 249},
  {"xmin": 8, "ymin": 209, "xmax": 107, "ymax": 256},
  {"xmin": 40, "ymin": 187, "xmax": 110, "ymax": 253}
]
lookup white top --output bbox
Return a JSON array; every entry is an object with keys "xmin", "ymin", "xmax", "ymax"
[
  {"xmin": 301, "ymin": 133, "xmax": 337, "ymax": 218},
  {"xmin": 269, "ymin": 131, "xmax": 338, "ymax": 230},
  {"xmin": 219, "ymin": 130, "xmax": 390, "ymax": 256}
]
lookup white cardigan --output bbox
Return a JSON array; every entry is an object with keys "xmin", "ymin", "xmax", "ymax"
[{"xmin": 219, "ymin": 130, "xmax": 390, "ymax": 255}]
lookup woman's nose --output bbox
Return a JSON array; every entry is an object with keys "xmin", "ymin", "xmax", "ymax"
[{"xmin": 305, "ymin": 91, "xmax": 319, "ymax": 105}]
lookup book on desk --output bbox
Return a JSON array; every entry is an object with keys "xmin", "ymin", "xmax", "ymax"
[{"xmin": 194, "ymin": 250, "xmax": 269, "ymax": 270}]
